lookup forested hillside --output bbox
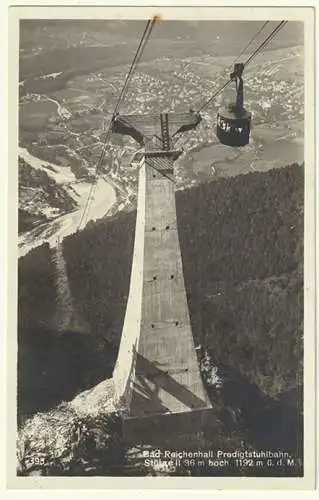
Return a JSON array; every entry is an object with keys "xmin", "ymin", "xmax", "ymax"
[{"xmin": 17, "ymin": 163, "xmax": 304, "ymax": 474}]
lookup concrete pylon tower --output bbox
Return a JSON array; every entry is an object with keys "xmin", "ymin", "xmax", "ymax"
[{"xmin": 112, "ymin": 112, "xmax": 212, "ymax": 442}]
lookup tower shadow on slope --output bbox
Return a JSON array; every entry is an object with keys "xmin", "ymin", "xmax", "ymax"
[{"xmin": 17, "ymin": 325, "xmax": 118, "ymax": 425}]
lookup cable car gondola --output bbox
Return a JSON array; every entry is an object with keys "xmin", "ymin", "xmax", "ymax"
[{"xmin": 216, "ymin": 63, "xmax": 252, "ymax": 147}]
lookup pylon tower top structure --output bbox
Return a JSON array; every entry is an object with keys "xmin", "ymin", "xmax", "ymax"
[{"xmin": 112, "ymin": 110, "xmax": 201, "ymax": 154}]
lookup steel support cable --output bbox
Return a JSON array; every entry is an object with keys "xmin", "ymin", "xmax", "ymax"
[
  {"xmin": 197, "ymin": 78, "xmax": 233, "ymax": 113},
  {"xmin": 244, "ymin": 20, "xmax": 288, "ymax": 67},
  {"xmin": 95, "ymin": 18, "xmax": 156, "ymax": 158},
  {"xmin": 119, "ymin": 18, "xmax": 157, "ymax": 106},
  {"xmin": 171, "ymin": 77, "xmax": 233, "ymax": 151},
  {"xmin": 170, "ymin": 22, "xmax": 271, "ymax": 114},
  {"xmin": 196, "ymin": 20, "xmax": 288, "ymax": 114},
  {"xmin": 233, "ymin": 21, "xmax": 270, "ymax": 64},
  {"xmin": 77, "ymin": 18, "xmax": 157, "ymax": 230},
  {"xmin": 79, "ymin": 18, "xmax": 158, "ymax": 218},
  {"xmin": 90, "ymin": 19, "xmax": 155, "ymax": 164},
  {"xmin": 84, "ymin": 22, "xmax": 155, "ymax": 192},
  {"xmin": 213, "ymin": 21, "xmax": 271, "ymax": 89},
  {"xmin": 170, "ymin": 21, "xmax": 270, "ymax": 120},
  {"xmin": 173, "ymin": 20, "xmax": 287, "ymax": 152},
  {"xmin": 80, "ymin": 22, "xmax": 157, "ymax": 228},
  {"xmin": 112, "ymin": 18, "xmax": 156, "ymax": 116}
]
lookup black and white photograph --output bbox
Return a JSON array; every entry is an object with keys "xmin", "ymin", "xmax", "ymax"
[{"xmin": 9, "ymin": 6, "xmax": 315, "ymax": 486}]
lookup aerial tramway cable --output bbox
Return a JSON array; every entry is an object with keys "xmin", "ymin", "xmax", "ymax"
[
  {"xmin": 172, "ymin": 20, "xmax": 288, "ymax": 152},
  {"xmin": 112, "ymin": 17, "xmax": 157, "ymax": 117},
  {"xmin": 243, "ymin": 20, "xmax": 288, "ymax": 67},
  {"xmin": 169, "ymin": 21, "xmax": 270, "ymax": 113},
  {"xmin": 77, "ymin": 17, "xmax": 157, "ymax": 230},
  {"xmin": 171, "ymin": 21, "xmax": 273, "ymax": 146},
  {"xmin": 212, "ymin": 21, "xmax": 271, "ymax": 86},
  {"xmin": 197, "ymin": 20, "xmax": 288, "ymax": 114},
  {"xmin": 233, "ymin": 21, "xmax": 270, "ymax": 64}
]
